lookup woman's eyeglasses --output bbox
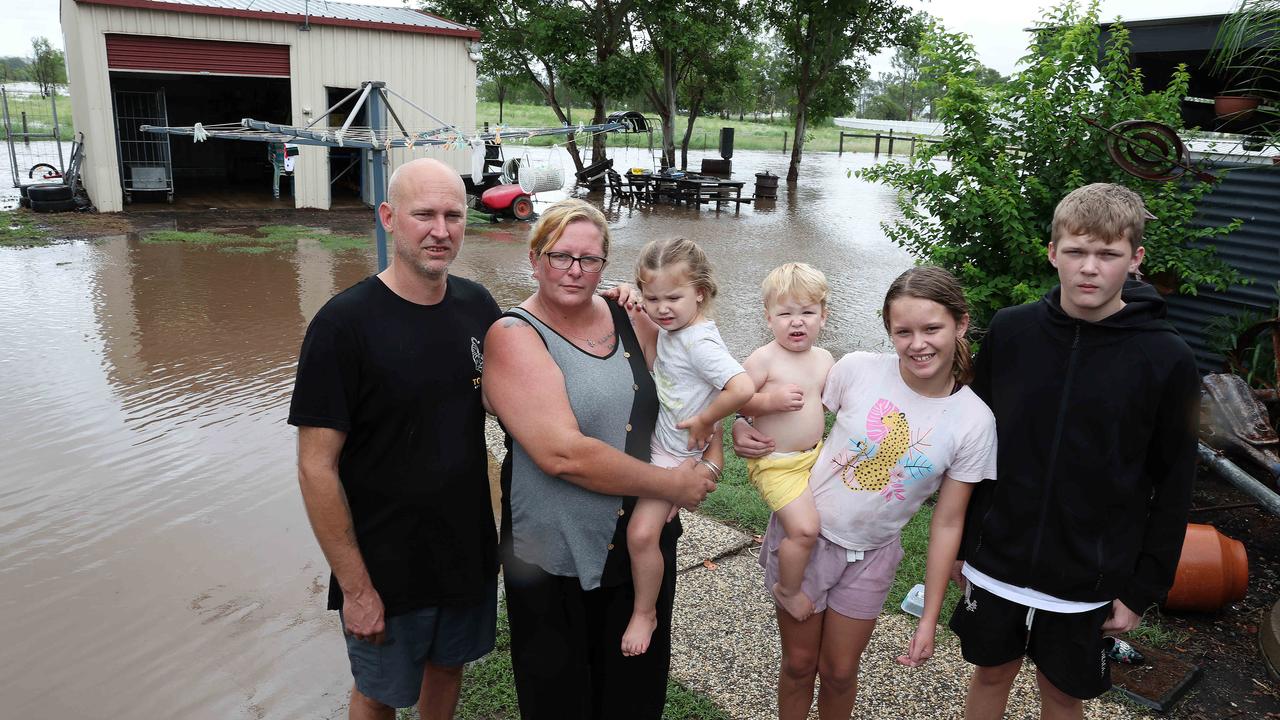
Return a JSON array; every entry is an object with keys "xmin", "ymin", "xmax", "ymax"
[{"xmin": 543, "ymin": 251, "xmax": 607, "ymax": 273}]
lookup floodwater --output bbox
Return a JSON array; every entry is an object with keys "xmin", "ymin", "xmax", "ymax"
[{"xmin": 0, "ymin": 148, "xmax": 915, "ymax": 719}]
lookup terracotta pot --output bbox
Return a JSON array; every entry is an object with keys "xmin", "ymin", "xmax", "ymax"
[
  {"xmin": 1215, "ymin": 94, "xmax": 1262, "ymax": 119},
  {"xmin": 1165, "ymin": 523, "xmax": 1248, "ymax": 612}
]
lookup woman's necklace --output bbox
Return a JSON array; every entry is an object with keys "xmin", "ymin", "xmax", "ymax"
[{"xmin": 535, "ymin": 297, "xmax": 617, "ymax": 349}]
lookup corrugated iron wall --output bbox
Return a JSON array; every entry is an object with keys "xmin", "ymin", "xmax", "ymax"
[{"xmin": 1165, "ymin": 164, "xmax": 1280, "ymax": 373}]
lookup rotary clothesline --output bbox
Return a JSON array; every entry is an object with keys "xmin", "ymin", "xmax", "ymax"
[
  {"xmin": 134, "ymin": 81, "xmax": 638, "ymax": 271},
  {"xmin": 141, "ymin": 119, "xmax": 628, "ymax": 151}
]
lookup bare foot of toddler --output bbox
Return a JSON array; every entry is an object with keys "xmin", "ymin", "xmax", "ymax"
[{"xmin": 621, "ymin": 609, "xmax": 658, "ymax": 656}]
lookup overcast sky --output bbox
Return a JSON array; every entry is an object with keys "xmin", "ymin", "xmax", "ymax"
[{"xmin": 6, "ymin": 0, "xmax": 1243, "ymax": 74}]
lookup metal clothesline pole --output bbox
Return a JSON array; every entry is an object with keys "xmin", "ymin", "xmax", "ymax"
[{"xmin": 368, "ymin": 84, "xmax": 389, "ymax": 271}]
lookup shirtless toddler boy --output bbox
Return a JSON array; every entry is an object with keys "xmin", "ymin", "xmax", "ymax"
[{"xmin": 740, "ymin": 263, "xmax": 834, "ymax": 622}]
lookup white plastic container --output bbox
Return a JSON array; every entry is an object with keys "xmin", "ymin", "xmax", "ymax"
[
  {"xmin": 518, "ymin": 165, "xmax": 565, "ymax": 193},
  {"xmin": 900, "ymin": 583, "xmax": 926, "ymax": 618}
]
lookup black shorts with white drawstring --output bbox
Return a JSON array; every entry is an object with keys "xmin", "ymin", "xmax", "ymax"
[{"xmin": 949, "ymin": 581, "xmax": 1114, "ymax": 700}]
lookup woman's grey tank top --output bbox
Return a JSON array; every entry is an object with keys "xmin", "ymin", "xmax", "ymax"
[{"xmin": 506, "ymin": 306, "xmax": 637, "ymax": 590}]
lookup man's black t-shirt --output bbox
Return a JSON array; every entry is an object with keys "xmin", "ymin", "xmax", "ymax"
[{"xmin": 288, "ymin": 274, "xmax": 500, "ymax": 616}]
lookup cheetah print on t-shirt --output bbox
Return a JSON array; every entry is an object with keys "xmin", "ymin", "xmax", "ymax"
[{"xmin": 854, "ymin": 411, "xmax": 910, "ymax": 492}]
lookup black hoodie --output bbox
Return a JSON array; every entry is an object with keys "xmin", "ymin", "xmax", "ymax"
[{"xmin": 960, "ymin": 281, "xmax": 1200, "ymax": 613}]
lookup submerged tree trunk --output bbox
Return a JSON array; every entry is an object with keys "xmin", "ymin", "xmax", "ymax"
[
  {"xmin": 589, "ymin": 96, "xmax": 609, "ymax": 188},
  {"xmin": 528, "ymin": 69, "xmax": 585, "ymax": 172},
  {"xmin": 787, "ymin": 106, "xmax": 807, "ymax": 182},
  {"xmin": 679, "ymin": 89, "xmax": 705, "ymax": 170},
  {"xmin": 661, "ymin": 51, "xmax": 678, "ymax": 169}
]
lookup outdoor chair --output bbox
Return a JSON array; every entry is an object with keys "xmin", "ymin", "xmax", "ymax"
[{"xmin": 607, "ymin": 170, "xmax": 638, "ymax": 205}]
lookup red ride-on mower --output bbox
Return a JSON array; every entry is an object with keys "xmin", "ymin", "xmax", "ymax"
[{"xmin": 479, "ymin": 184, "xmax": 535, "ymax": 221}]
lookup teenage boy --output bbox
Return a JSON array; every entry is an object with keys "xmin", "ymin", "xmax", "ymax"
[{"xmin": 952, "ymin": 183, "xmax": 1200, "ymax": 720}]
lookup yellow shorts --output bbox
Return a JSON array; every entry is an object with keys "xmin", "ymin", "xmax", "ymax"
[{"xmin": 746, "ymin": 441, "xmax": 822, "ymax": 512}]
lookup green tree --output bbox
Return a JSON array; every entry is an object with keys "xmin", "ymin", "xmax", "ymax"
[
  {"xmin": 676, "ymin": 33, "xmax": 753, "ymax": 167},
  {"xmin": 858, "ymin": 1, "xmax": 1242, "ymax": 327},
  {"xmin": 631, "ymin": 0, "xmax": 744, "ymax": 169},
  {"xmin": 0, "ymin": 57, "xmax": 32, "ymax": 84},
  {"xmin": 427, "ymin": 0, "xmax": 629, "ymax": 172},
  {"xmin": 559, "ymin": 0, "xmax": 647, "ymax": 166},
  {"xmin": 761, "ymin": 0, "xmax": 916, "ymax": 181},
  {"xmin": 744, "ymin": 40, "xmax": 790, "ymax": 121},
  {"xmin": 30, "ymin": 37, "xmax": 65, "ymax": 97},
  {"xmin": 859, "ymin": 19, "xmax": 1006, "ymax": 122}
]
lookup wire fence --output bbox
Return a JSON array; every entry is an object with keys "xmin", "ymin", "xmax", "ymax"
[{"xmin": 1, "ymin": 87, "xmax": 70, "ymax": 187}]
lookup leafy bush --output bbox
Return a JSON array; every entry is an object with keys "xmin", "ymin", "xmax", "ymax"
[
  {"xmin": 1205, "ymin": 282, "xmax": 1279, "ymax": 390},
  {"xmin": 858, "ymin": 0, "xmax": 1243, "ymax": 327}
]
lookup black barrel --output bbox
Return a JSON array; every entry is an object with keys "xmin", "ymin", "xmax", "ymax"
[
  {"xmin": 719, "ymin": 127, "xmax": 735, "ymax": 159},
  {"xmin": 754, "ymin": 171, "xmax": 779, "ymax": 199}
]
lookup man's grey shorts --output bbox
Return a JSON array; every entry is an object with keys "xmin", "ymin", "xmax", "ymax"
[{"xmin": 340, "ymin": 578, "xmax": 498, "ymax": 708}]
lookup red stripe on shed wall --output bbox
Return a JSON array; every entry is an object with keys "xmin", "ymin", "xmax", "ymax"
[{"xmin": 105, "ymin": 35, "xmax": 291, "ymax": 77}]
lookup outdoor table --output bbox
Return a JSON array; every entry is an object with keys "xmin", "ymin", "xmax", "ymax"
[
  {"xmin": 624, "ymin": 173, "xmax": 748, "ymax": 208},
  {"xmin": 674, "ymin": 178, "xmax": 748, "ymax": 208}
]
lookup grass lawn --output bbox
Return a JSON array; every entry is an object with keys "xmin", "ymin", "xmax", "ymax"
[
  {"xmin": 0, "ymin": 208, "xmax": 134, "ymax": 246},
  {"xmin": 476, "ymin": 101, "xmax": 912, "ymax": 156},
  {"xmin": 141, "ymin": 224, "xmax": 370, "ymax": 253},
  {"xmin": 0, "ymin": 209, "xmax": 54, "ymax": 246}
]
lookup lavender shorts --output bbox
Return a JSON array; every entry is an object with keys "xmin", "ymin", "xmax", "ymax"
[{"xmin": 758, "ymin": 514, "xmax": 905, "ymax": 620}]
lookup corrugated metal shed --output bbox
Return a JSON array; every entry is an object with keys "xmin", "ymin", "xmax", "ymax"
[
  {"xmin": 76, "ymin": 0, "xmax": 477, "ymax": 35},
  {"xmin": 62, "ymin": 0, "xmax": 477, "ymax": 211},
  {"xmin": 148, "ymin": 0, "xmax": 469, "ymax": 30},
  {"xmin": 1164, "ymin": 164, "xmax": 1280, "ymax": 373}
]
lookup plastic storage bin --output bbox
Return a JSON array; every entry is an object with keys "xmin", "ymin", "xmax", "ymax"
[{"xmin": 900, "ymin": 583, "xmax": 925, "ymax": 617}]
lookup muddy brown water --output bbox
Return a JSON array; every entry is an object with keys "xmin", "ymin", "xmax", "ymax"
[{"xmin": 1, "ymin": 149, "xmax": 915, "ymax": 718}]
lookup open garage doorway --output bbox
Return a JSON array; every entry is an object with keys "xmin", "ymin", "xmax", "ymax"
[
  {"xmin": 110, "ymin": 73, "xmax": 291, "ymax": 208},
  {"xmin": 326, "ymin": 86, "xmax": 367, "ymax": 208}
]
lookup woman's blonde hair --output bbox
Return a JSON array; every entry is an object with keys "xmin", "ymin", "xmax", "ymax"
[
  {"xmin": 761, "ymin": 263, "xmax": 829, "ymax": 311},
  {"xmin": 634, "ymin": 237, "xmax": 717, "ymax": 310},
  {"xmin": 527, "ymin": 198, "xmax": 611, "ymax": 257},
  {"xmin": 882, "ymin": 266, "xmax": 974, "ymax": 386}
]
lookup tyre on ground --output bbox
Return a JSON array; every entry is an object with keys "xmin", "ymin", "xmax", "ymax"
[
  {"xmin": 30, "ymin": 198, "xmax": 77, "ymax": 213},
  {"xmin": 27, "ymin": 184, "xmax": 74, "ymax": 202}
]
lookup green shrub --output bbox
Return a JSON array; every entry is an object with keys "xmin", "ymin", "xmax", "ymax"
[{"xmin": 859, "ymin": 0, "xmax": 1243, "ymax": 328}]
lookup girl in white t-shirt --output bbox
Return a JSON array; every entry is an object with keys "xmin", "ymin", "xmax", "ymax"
[
  {"xmin": 624, "ymin": 237, "xmax": 755, "ymax": 657},
  {"xmin": 734, "ymin": 266, "xmax": 997, "ymax": 719}
]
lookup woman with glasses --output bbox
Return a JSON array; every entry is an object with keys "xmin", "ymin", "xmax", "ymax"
[{"xmin": 483, "ymin": 198, "xmax": 722, "ymax": 720}]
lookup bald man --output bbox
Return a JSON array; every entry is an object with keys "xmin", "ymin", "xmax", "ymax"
[{"xmin": 290, "ymin": 159, "xmax": 500, "ymax": 720}]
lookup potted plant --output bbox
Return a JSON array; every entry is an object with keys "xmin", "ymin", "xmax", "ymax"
[
  {"xmin": 1214, "ymin": 93, "xmax": 1262, "ymax": 119},
  {"xmin": 1210, "ymin": 1, "xmax": 1279, "ymax": 134}
]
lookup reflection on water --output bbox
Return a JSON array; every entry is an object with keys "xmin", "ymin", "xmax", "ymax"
[{"xmin": 0, "ymin": 149, "xmax": 912, "ymax": 718}]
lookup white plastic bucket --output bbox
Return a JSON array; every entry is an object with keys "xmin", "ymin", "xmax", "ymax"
[{"xmin": 519, "ymin": 165, "xmax": 565, "ymax": 193}]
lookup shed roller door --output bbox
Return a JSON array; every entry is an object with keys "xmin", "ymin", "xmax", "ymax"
[{"xmin": 106, "ymin": 35, "xmax": 290, "ymax": 77}]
